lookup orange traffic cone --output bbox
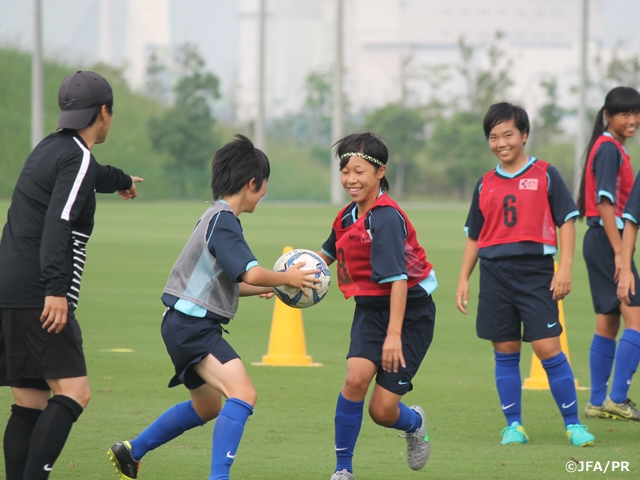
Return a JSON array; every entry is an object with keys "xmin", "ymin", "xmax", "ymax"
[
  {"xmin": 523, "ymin": 262, "xmax": 586, "ymax": 390},
  {"xmin": 252, "ymin": 246, "xmax": 322, "ymax": 367}
]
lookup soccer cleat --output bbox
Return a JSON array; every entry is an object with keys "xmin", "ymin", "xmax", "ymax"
[
  {"xmin": 108, "ymin": 441, "xmax": 140, "ymax": 480},
  {"xmin": 330, "ymin": 469, "xmax": 355, "ymax": 480},
  {"xmin": 584, "ymin": 402, "xmax": 608, "ymax": 419},
  {"xmin": 500, "ymin": 421, "xmax": 528, "ymax": 445},
  {"xmin": 601, "ymin": 397, "xmax": 640, "ymax": 421},
  {"xmin": 398, "ymin": 405, "xmax": 430, "ymax": 470},
  {"xmin": 566, "ymin": 424, "xmax": 595, "ymax": 447}
]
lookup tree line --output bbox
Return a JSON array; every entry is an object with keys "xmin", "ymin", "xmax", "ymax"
[{"xmin": 146, "ymin": 35, "xmax": 640, "ymax": 200}]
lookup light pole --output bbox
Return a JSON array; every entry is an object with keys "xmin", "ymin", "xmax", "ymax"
[
  {"xmin": 573, "ymin": 0, "xmax": 589, "ymax": 199},
  {"xmin": 99, "ymin": 0, "xmax": 113, "ymax": 65},
  {"xmin": 31, "ymin": 0, "xmax": 44, "ymax": 149},
  {"xmin": 330, "ymin": 0, "xmax": 344, "ymax": 205},
  {"xmin": 256, "ymin": 0, "xmax": 267, "ymax": 151}
]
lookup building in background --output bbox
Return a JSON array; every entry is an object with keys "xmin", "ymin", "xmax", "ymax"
[
  {"xmin": 237, "ymin": 0, "xmax": 334, "ymax": 123},
  {"xmin": 236, "ymin": 0, "xmax": 618, "ymax": 127},
  {"xmin": 123, "ymin": 0, "xmax": 171, "ymax": 89},
  {"xmin": 0, "ymin": 0, "xmax": 237, "ymax": 104}
]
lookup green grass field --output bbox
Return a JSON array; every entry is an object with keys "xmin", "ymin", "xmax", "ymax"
[{"xmin": 1, "ymin": 200, "xmax": 640, "ymax": 480}]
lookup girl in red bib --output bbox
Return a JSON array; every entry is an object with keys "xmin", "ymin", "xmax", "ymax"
[
  {"xmin": 317, "ymin": 133, "xmax": 436, "ymax": 480},
  {"xmin": 577, "ymin": 86, "xmax": 640, "ymax": 422},
  {"xmin": 456, "ymin": 102, "xmax": 594, "ymax": 447}
]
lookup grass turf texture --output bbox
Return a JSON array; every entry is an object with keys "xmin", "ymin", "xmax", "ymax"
[{"xmin": 1, "ymin": 200, "xmax": 639, "ymax": 479}]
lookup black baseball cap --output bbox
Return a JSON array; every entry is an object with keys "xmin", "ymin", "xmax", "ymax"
[{"xmin": 57, "ymin": 71, "xmax": 113, "ymax": 130}]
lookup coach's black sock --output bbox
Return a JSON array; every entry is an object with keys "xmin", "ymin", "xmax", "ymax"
[
  {"xmin": 4, "ymin": 404, "xmax": 42, "ymax": 480},
  {"xmin": 22, "ymin": 395, "xmax": 84, "ymax": 480}
]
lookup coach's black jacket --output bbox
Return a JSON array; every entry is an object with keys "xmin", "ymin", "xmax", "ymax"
[{"xmin": 0, "ymin": 129, "xmax": 132, "ymax": 309}]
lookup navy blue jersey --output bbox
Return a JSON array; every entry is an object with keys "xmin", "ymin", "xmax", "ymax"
[
  {"xmin": 323, "ymin": 201, "xmax": 437, "ymax": 305},
  {"xmin": 587, "ymin": 135, "xmax": 626, "ymax": 228},
  {"xmin": 623, "ymin": 171, "xmax": 640, "ymax": 225},
  {"xmin": 205, "ymin": 210, "xmax": 258, "ymax": 282},
  {"xmin": 465, "ymin": 158, "xmax": 578, "ymax": 259},
  {"xmin": 162, "ymin": 209, "xmax": 257, "ymax": 321}
]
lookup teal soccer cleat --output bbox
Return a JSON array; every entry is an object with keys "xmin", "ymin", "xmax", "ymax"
[
  {"xmin": 500, "ymin": 421, "xmax": 529, "ymax": 445},
  {"xmin": 566, "ymin": 424, "xmax": 595, "ymax": 447}
]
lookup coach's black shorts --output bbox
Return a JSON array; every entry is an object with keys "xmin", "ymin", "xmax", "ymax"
[
  {"xmin": 0, "ymin": 308, "xmax": 87, "ymax": 390},
  {"xmin": 347, "ymin": 296, "xmax": 435, "ymax": 395},
  {"xmin": 161, "ymin": 307, "xmax": 239, "ymax": 390},
  {"xmin": 583, "ymin": 226, "xmax": 640, "ymax": 314},
  {"xmin": 477, "ymin": 255, "xmax": 562, "ymax": 342}
]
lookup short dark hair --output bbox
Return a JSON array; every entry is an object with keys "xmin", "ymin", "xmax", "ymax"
[
  {"xmin": 483, "ymin": 102, "xmax": 530, "ymax": 139},
  {"xmin": 211, "ymin": 134, "xmax": 270, "ymax": 200},
  {"xmin": 87, "ymin": 99, "xmax": 114, "ymax": 127},
  {"xmin": 334, "ymin": 132, "xmax": 390, "ymax": 193}
]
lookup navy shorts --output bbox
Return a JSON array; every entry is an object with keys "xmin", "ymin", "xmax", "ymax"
[
  {"xmin": 583, "ymin": 226, "xmax": 640, "ymax": 314},
  {"xmin": 0, "ymin": 308, "xmax": 87, "ymax": 390},
  {"xmin": 477, "ymin": 255, "xmax": 562, "ymax": 342},
  {"xmin": 347, "ymin": 296, "xmax": 435, "ymax": 395},
  {"xmin": 161, "ymin": 307, "xmax": 239, "ymax": 390}
]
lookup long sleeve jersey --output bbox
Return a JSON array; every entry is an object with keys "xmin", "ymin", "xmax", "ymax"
[{"xmin": 0, "ymin": 129, "xmax": 132, "ymax": 309}]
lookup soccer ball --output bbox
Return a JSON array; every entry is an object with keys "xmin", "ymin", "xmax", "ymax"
[{"xmin": 272, "ymin": 249, "xmax": 331, "ymax": 308}]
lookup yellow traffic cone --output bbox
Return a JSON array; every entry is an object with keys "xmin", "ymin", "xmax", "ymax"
[
  {"xmin": 252, "ymin": 246, "xmax": 322, "ymax": 367},
  {"xmin": 523, "ymin": 262, "xmax": 586, "ymax": 390}
]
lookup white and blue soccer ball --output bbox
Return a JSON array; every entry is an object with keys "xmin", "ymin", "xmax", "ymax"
[{"xmin": 272, "ymin": 249, "xmax": 331, "ymax": 309}]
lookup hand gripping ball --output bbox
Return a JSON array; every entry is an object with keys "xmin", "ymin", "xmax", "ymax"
[{"xmin": 272, "ymin": 249, "xmax": 331, "ymax": 308}]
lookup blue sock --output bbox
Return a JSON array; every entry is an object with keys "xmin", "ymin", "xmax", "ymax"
[
  {"xmin": 390, "ymin": 402, "xmax": 422, "ymax": 433},
  {"xmin": 542, "ymin": 352, "xmax": 579, "ymax": 427},
  {"xmin": 209, "ymin": 398, "xmax": 253, "ymax": 480},
  {"xmin": 494, "ymin": 351, "xmax": 522, "ymax": 426},
  {"xmin": 589, "ymin": 334, "xmax": 616, "ymax": 406},
  {"xmin": 130, "ymin": 400, "xmax": 205, "ymax": 461},
  {"xmin": 334, "ymin": 392, "xmax": 364, "ymax": 474},
  {"xmin": 610, "ymin": 329, "xmax": 640, "ymax": 404}
]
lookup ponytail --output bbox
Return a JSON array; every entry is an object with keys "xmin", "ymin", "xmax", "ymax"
[
  {"xmin": 577, "ymin": 86, "xmax": 640, "ymax": 216},
  {"xmin": 577, "ymin": 106, "xmax": 607, "ymax": 217},
  {"xmin": 380, "ymin": 176, "xmax": 390, "ymax": 193}
]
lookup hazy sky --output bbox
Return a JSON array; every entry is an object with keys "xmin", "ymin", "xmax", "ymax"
[
  {"xmin": 600, "ymin": 0, "xmax": 640, "ymax": 49},
  {"xmin": 1, "ymin": 0, "xmax": 639, "ymax": 105},
  {"xmin": 0, "ymin": 0, "xmax": 238, "ymax": 90},
  {"xmin": 2, "ymin": 2, "xmax": 640, "ymax": 60}
]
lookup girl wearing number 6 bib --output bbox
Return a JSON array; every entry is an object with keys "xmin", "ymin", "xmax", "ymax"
[{"xmin": 455, "ymin": 102, "xmax": 594, "ymax": 447}]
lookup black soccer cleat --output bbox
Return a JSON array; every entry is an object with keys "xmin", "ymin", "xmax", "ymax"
[{"xmin": 108, "ymin": 441, "xmax": 140, "ymax": 480}]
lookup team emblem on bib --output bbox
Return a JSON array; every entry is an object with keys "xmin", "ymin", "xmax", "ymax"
[{"xmin": 519, "ymin": 178, "xmax": 538, "ymax": 190}]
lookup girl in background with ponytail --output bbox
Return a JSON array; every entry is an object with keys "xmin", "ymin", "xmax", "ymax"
[{"xmin": 578, "ymin": 86, "xmax": 640, "ymax": 422}]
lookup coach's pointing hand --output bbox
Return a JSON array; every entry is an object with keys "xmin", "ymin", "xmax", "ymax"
[{"xmin": 118, "ymin": 176, "xmax": 144, "ymax": 200}]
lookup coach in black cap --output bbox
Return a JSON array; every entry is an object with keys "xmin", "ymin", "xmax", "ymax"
[
  {"xmin": 58, "ymin": 70, "xmax": 115, "ymax": 129},
  {"xmin": 0, "ymin": 70, "xmax": 143, "ymax": 480}
]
